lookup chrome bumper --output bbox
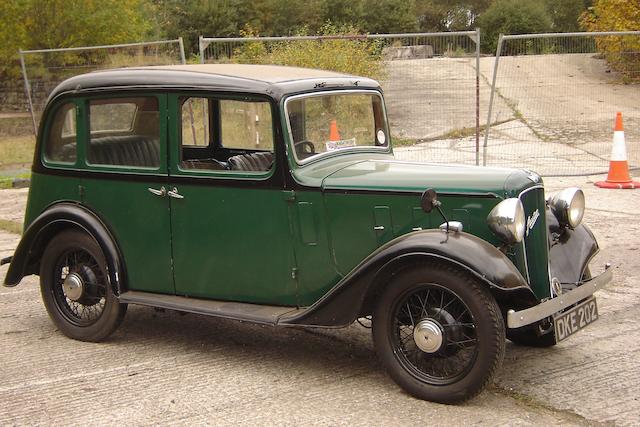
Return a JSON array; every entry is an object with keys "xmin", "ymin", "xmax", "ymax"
[{"xmin": 507, "ymin": 265, "xmax": 613, "ymax": 329}]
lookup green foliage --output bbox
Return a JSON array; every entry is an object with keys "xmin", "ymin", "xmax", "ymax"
[
  {"xmin": 0, "ymin": 0, "xmax": 30, "ymax": 78},
  {"xmin": 363, "ymin": 0, "xmax": 419, "ymax": 34},
  {"xmin": 416, "ymin": 0, "xmax": 492, "ymax": 31},
  {"xmin": 580, "ymin": 0, "xmax": 640, "ymax": 81},
  {"xmin": 0, "ymin": 0, "xmax": 154, "ymax": 78},
  {"xmin": 232, "ymin": 24, "xmax": 386, "ymax": 81},
  {"xmin": 478, "ymin": 0, "xmax": 553, "ymax": 53},
  {"xmin": 154, "ymin": 0, "xmax": 421, "ymax": 55},
  {"xmin": 545, "ymin": 0, "xmax": 588, "ymax": 32}
]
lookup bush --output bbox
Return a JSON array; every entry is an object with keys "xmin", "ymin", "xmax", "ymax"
[
  {"xmin": 580, "ymin": 0, "xmax": 640, "ymax": 81},
  {"xmin": 232, "ymin": 24, "xmax": 386, "ymax": 81}
]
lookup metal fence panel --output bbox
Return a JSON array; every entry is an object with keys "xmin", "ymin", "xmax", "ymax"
[
  {"xmin": 484, "ymin": 31, "xmax": 640, "ymax": 176},
  {"xmin": 19, "ymin": 38, "xmax": 186, "ymax": 133},
  {"xmin": 200, "ymin": 31, "xmax": 482, "ymax": 165}
]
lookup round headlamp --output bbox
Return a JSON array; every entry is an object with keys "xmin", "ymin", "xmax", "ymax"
[
  {"xmin": 487, "ymin": 198, "xmax": 525, "ymax": 244},
  {"xmin": 549, "ymin": 187, "xmax": 584, "ymax": 228}
]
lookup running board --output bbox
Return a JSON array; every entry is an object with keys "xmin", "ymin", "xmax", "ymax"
[{"xmin": 119, "ymin": 291, "xmax": 300, "ymax": 326}]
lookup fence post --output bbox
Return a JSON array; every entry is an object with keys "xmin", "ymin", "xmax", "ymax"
[
  {"xmin": 475, "ymin": 28, "xmax": 481, "ymax": 166},
  {"xmin": 483, "ymin": 33, "xmax": 504, "ymax": 166},
  {"xmin": 19, "ymin": 49, "xmax": 38, "ymax": 136},
  {"xmin": 178, "ymin": 37, "xmax": 187, "ymax": 64},
  {"xmin": 199, "ymin": 36, "xmax": 206, "ymax": 64}
]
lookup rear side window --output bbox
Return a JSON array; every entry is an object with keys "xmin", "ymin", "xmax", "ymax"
[
  {"xmin": 44, "ymin": 103, "xmax": 77, "ymax": 164},
  {"xmin": 87, "ymin": 97, "xmax": 160, "ymax": 168}
]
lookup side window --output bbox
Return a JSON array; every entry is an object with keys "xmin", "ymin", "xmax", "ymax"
[
  {"xmin": 87, "ymin": 97, "xmax": 160, "ymax": 168},
  {"xmin": 179, "ymin": 97, "xmax": 275, "ymax": 173},
  {"xmin": 181, "ymin": 98, "xmax": 209, "ymax": 147},
  {"xmin": 44, "ymin": 102, "xmax": 77, "ymax": 164},
  {"xmin": 220, "ymin": 100, "xmax": 274, "ymax": 150}
]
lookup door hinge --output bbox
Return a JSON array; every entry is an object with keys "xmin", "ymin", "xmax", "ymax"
[
  {"xmin": 282, "ymin": 190, "xmax": 296, "ymax": 202},
  {"xmin": 291, "ymin": 267, "xmax": 298, "ymax": 280}
]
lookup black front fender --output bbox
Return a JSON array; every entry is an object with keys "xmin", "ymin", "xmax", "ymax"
[
  {"xmin": 280, "ymin": 229, "xmax": 537, "ymax": 327},
  {"xmin": 3, "ymin": 203, "xmax": 124, "ymax": 295},
  {"xmin": 547, "ymin": 211, "xmax": 599, "ymax": 283}
]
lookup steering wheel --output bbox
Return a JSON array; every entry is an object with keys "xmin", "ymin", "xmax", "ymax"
[{"xmin": 294, "ymin": 140, "xmax": 316, "ymax": 156}]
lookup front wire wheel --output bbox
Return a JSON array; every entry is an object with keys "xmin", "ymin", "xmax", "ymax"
[
  {"xmin": 40, "ymin": 230, "xmax": 127, "ymax": 342},
  {"xmin": 373, "ymin": 262, "xmax": 505, "ymax": 404}
]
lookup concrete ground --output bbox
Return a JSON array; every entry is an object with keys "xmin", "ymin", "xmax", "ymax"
[
  {"xmin": 385, "ymin": 54, "xmax": 640, "ymax": 176},
  {"xmin": 1, "ymin": 177, "xmax": 639, "ymax": 425}
]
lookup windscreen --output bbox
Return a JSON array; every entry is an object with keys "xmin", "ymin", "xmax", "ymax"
[{"xmin": 286, "ymin": 92, "xmax": 389, "ymax": 163}]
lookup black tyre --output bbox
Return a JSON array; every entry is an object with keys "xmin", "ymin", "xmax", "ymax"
[
  {"xmin": 372, "ymin": 262, "xmax": 505, "ymax": 404},
  {"xmin": 40, "ymin": 229, "xmax": 127, "ymax": 342}
]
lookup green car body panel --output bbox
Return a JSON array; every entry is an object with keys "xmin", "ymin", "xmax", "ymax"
[{"xmin": 8, "ymin": 64, "xmax": 599, "ymax": 321}]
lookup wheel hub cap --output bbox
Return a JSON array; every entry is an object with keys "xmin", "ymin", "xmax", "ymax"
[
  {"xmin": 62, "ymin": 272, "xmax": 84, "ymax": 301},
  {"xmin": 413, "ymin": 319, "xmax": 444, "ymax": 353}
]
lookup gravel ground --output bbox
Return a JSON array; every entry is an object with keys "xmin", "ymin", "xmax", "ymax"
[{"xmin": 1, "ymin": 176, "xmax": 639, "ymax": 425}]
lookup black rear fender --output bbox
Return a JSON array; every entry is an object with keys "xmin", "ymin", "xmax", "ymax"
[{"xmin": 3, "ymin": 203, "xmax": 125, "ymax": 295}]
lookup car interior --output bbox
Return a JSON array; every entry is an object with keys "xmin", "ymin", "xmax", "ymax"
[{"xmin": 51, "ymin": 96, "xmax": 274, "ymax": 172}]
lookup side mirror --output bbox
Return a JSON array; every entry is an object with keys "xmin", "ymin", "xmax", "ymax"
[{"xmin": 421, "ymin": 188, "xmax": 439, "ymax": 213}]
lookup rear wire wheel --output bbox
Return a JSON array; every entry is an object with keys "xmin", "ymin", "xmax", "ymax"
[
  {"xmin": 40, "ymin": 229, "xmax": 127, "ymax": 342},
  {"xmin": 372, "ymin": 262, "xmax": 505, "ymax": 404}
]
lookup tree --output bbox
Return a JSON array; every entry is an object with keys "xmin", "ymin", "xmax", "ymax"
[
  {"xmin": 416, "ymin": 0, "xmax": 492, "ymax": 31},
  {"xmin": 362, "ymin": 0, "xmax": 418, "ymax": 34},
  {"xmin": 545, "ymin": 0, "xmax": 589, "ymax": 32},
  {"xmin": 580, "ymin": 0, "xmax": 640, "ymax": 80},
  {"xmin": 1, "ymin": 0, "xmax": 154, "ymax": 77},
  {"xmin": 154, "ymin": 0, "xmax": 242, "ymax": 55},
  {"xmin": 477, "ymin": 0, "xmax": 553, "ymax": 53},
  {"xmin": 0, "ymin": 0, "xmax": 29, "ymax": 78}
]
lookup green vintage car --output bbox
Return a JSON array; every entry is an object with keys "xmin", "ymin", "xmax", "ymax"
[{"xmin": 2, "ymin": 64, "xmax": 611, "ymax": 403}]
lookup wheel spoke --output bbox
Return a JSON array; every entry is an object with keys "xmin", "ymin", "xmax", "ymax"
[
  {"xmin": 392, "ymin": 283, "xmax": 479, "ymax": 384},
  {"xmin": 51, "ymin": 247, "xmax": 107, "ymax": 326},
  {"xmin": 405, "ymin": 302, "xmax": 415, "ymax": 327}
]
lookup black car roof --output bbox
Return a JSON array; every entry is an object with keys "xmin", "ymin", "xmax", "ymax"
[{"xmin": 48, "ymin": 64, "xmax": 381, "ymax": 102}]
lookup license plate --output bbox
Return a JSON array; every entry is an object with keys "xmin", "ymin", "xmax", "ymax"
[{"xmin": 553, "ymin": 297, "xmax": 598, "ymax": 343}]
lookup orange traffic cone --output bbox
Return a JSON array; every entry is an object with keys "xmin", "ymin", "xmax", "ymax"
[
  {"xmin": 329, "ymin": 119, "xmax": 341, "ymax": 141},
  {"xmin": 595, "ymin": 112, "xmax": 639, "ymax": 189}
]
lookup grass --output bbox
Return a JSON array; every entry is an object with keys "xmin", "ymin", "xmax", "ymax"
[
  {"xmin": 0, "ymin": 219, "xmax": 22, "ymax": 235},
  {"xmin": 392, "ymin": 136, "xmax": 421, "ymax": 147},
  {"xmin": 0, "ymin": 135, "xmax": 36, "ymax": 167},
  {"xmin": 0, "ymin": 172, "xmax": 31, "ymax": 189},
  {"xmin": 0, "ymin": 135, "xmax": 34, "ymax": 188},
  {"xmin": 391, "ymin": 126, "xmax": 480, "ymax": 148}
]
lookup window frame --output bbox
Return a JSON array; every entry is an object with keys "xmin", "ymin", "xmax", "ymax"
[
  {"xmin": 283, "ymin": 89, "xmax": 392, "ymax": 167},
  {"xmin": 41, "ymin": 99, "xmax": 82, "ymax": 169},
  {"xmin": 171, "ymin": 92, "xmax": 279, "ymax": 180},
  {"xmin": 82, "ymin": 93, "xmax": 167, "ymax": 174}
]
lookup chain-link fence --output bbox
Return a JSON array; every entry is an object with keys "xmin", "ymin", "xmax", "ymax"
[
  {"xmin": 200, "ymin": 32, "xmax": 482, "ymax": 165},
  {"xmin": 484, "ymin": 31, "xmax": 640, "ymax": 176},
  {"xmin": 19, "ymin": 39, "xmax": 186, "ymax": 133}
]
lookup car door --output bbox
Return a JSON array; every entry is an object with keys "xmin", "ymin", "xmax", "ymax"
[
  {"xmin": 78, "ymin": 94, "xmax": 174, "ymax": 294},
  {"xmin": 167, "ymin": 94, "xmax": 297, "ymax": 305}
]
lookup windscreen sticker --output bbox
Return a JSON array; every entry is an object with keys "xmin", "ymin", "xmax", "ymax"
[{"xmin": 325, "ymin": 138, "xmax": 356, "ymax": 151}]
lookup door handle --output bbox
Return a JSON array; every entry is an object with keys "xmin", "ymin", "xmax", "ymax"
[
  {"xmin": 148, "ymin": 186, "xmax": 166, "ymax": 197},
  {"xmin": 167, "ymin": 187, "xmax": 184, "ymax": 199}
]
